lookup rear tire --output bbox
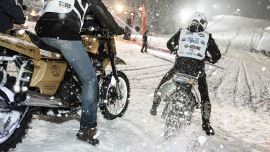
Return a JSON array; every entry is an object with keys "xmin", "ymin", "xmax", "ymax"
[{"xmin": 163, "ymin": 90, "xmax": 195, "ymax": 139}]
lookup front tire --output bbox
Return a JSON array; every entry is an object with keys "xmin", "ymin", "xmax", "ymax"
[{"xmin": 100, "ymin": 71, "xmax": 130, "ymax": 120}]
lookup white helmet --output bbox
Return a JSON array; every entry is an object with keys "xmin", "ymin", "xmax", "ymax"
[{"xmin": 188, "ymin": 12, "xmax": 208, "ymax": 31}]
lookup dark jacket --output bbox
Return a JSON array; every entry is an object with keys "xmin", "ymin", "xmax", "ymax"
[
  {"xmin": 167, "ymin": 28, "xmax": 221, "ymax": 76},
  {"xmin": 0, "ymin": 0, "xmax": 26, "ymax": 33},
  {"xmin": 35, "ymin": 0, "xmax": 122, "ymax": 40},
  {"xmin": 143, "ymin": 32, "xmax": 148, "ymax": 43}
]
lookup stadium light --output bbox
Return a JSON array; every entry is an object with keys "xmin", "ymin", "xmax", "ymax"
[
  {"xmin": 115, "ymin": 3, "xmax": 124, "ymax": 13},
  {"xmin": 179, "ymin": 8, "xmax": 193, "ymax": 23},
  {"xmin": 212, "ymin": 4, "xmax": 218, "ymax": 9}
]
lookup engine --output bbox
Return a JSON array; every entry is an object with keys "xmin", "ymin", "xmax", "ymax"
[{"xmin": 56, "ymin": 72, "xmax": 81, "ymax": 106}]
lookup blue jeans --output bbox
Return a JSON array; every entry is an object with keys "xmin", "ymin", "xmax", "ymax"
[{"xmin": 41, "ymin": 38, "xmax": 98, "ymax": 129}]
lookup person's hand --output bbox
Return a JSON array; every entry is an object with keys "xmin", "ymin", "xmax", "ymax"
[
  {"xmin": 12, "ymin": 24, "xmax": 27, "ymax": 30},
  {"xmin": 170, "ymin": 49, "xmax": 177, "ymax": 55},
  {"xmin": 205, "ymin": 55, "xmax": 215, "ymax": 64},
  {"xmin": 114, "ymin": 27, "xmax": 124, "ymax": 35}
]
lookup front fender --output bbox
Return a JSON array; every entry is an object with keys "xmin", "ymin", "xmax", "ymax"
[
  {"xmin": 102, "ymin": 57, "xmax": 127, "ymax": 70},
  {"xmin": 115, "ymin": 57, "xmax": 127, "ymax": 65}
]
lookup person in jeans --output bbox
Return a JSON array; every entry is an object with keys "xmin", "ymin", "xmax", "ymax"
[
  {"xmin": 35, "ymin": 0, "xmax": 123, "ymax": 145},
  {"xmin": 150, "ymin": 12, "xmax": 221, "ymax": 136}
]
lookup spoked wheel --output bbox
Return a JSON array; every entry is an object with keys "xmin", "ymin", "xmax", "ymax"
[
  {"xmin": 0, "ymin": 92, "xmax": 32, "ymax": 152},
  {"xmin": 162, "ymin": 90, "xmax": 195, "ymax": 139},
  {"xmin": 100, "ymin": 71, "xmax": 130, "ymax": 120}
]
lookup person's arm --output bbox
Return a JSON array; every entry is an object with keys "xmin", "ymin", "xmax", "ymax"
[
  {"xmin": 87, "ymin": 0, "xmax": 122, "ymax": 34},
  {"xmin": 0, "ymin": 12, "xmax": 13, "ymax": 33},
  {"xmin": 2, "ymin": 5, "xmax": 25, "ymax": 24},
  {"xmin": 167, "ymin": 30, "xmax": 181, "ymax": 54},
  {"xmin": 206, "ymin": 34, "xmax": 221, "ymax": 63}
]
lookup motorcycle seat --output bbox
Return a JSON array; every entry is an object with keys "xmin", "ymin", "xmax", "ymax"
[{"xmin": 25, "ymin": 31, "xmax": 62, "ymax": 54}]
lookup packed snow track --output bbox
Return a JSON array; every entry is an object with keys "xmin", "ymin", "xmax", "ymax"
[{"xmin": 14, "ymin": 40, "xmax": 270, "ymax": 152}]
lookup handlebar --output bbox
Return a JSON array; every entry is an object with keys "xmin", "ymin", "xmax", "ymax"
[
  {"xmin": 81, "ymin": 26, "xmax": 124, "ymax": 37},
  {"xmin": 81, "ymin": 26, "xmax": 124, "ymax": 38},
  {"xmin": 81, "ymin": 27, "xmax": 112, "ymax": 37}
]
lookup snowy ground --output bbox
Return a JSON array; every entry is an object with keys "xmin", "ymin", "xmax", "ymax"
[{"xmin": 12, "ymin": 39, "xmax": 270, "ymax": 152}]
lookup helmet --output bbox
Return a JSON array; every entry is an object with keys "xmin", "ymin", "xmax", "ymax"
[{"xmin": 188, "ymin": 12, "xmax": 208, "ymax": 32}]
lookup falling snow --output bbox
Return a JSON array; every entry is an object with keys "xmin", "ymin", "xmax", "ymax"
[{"xmin": 2, "ymin": 0, "xmax": 270, "ymax": 151}]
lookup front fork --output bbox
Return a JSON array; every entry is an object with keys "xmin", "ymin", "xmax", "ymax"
[{"xmin": 106, "ymin": 38, "xmax": 122, "ymax": 100}]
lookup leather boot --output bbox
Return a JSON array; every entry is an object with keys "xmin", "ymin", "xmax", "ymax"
[
  {"xmin": 76, "ymin": 128, "xmax": 99, "ymax": 145},
  {"xmin": 202, "ymin": 121, "xmax": 215, "ymax": 136},
  {"xmin": 150, "ymin": 103, "xmax": 158, "ymax": 116}
]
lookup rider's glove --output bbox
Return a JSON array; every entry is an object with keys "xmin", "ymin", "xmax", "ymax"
[
  {"xmin": 170, "ymin": 49, "xmax": 177, "ymax": 55},
  {"xmin": 205, "ymin": 56, "xmax": 216, "ymax": 64},
  {"xmin": 114, "ymin": 27, "xmax": 125, "ymax": 35}
]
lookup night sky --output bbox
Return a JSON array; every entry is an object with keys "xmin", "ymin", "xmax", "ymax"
[
  {"xmin": 130, "ymin": 0, "xmax": 270, "ymax": 20},
  {"xmin": 117, "ymin": 0, "xmax": 270, "ymax": 33},
  {"xmin": 172, "ymin": 0, "xmax": 270, "ymax": 20}
]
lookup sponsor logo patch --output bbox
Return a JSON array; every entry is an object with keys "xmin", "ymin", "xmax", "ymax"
[{"xmin": 59, "ymin": 1, "xmax": 71, "ymax": 9}]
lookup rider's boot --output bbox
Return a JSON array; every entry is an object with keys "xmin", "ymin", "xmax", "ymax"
[
  {"xmin": 76, "ymin": 127, "xmax": 99, "ymax": 145},
  {"xmin": 201, "ymin": 100, "xmax": 214, "ymax": 135},
  {"xmin": 202, "ymin": 119, "xmax": 215, "ymax": 136},
  {"xmin": 150, "ymin": 103, "xmax": 158, "ymax": 116},
  {"xmin": 150, "ymin": 89, "xmax": 161, "ymax": 116}
]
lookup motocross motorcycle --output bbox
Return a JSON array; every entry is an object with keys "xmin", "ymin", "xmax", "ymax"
[
  {"xmin": 158, "ymin": 71, "xmax": 202, "ymax": 139},
  {"xmin": 0, "ymin": 24, "xmax": 130, "ymax": 151}
]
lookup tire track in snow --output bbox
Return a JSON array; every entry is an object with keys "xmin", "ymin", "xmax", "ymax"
[
  {"xmin": 211, "ymin": 58, "xmax": 234, "ymax": 100},
  {"xmin": 124, "ymin": 52, "xmax": 173, "ymax": 81},
  {"xmin": 127, "ymin": 65, "xmax": 171, "ymax": 81},
  {"xmin": 130, "ymin": 73, "xmax": 166, "ymax": 81},
  {"xmin": 119, "ymin": 117, "xmax": 164, "ymax": 143},
  {"xmin": 241, "ymin": 62, "xmax": 253, "ymax": 106},
  {"xmin": 123, "ymin": 64, "xmax": 171, "ymax": 72},
  {"xmin": 241, "ymin": 62, "xmax": 270, "ymax": 111},
  {"xmin": 251, "ymin": 66, "xmax": 270, "ymax": 103},
  {"xmin": 233, "ymin": 63, "xmax": 241, "ymax": 103},
  {"xmin": 215, "ymin": 58, "xmax": 241, "ymax": 105},
  {"xmin": 207, "ymin": 58, "xmax": 226, "ymax": 79},
  {"xmin": 244, "ymin": 63, "xmax": 256, "ymax": 93},
  {"xmin": 222, "ymin": 49, "xmax": 270, "ymax": 111}
]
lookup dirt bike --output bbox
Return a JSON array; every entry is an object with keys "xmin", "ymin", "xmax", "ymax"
[
  {"xmin": 0, "ymin": 26, "xmax": 130, "ymax": 151},
  {"xmin": 158, "ymin": 71, "xmax": 202, "ymax": 139}
]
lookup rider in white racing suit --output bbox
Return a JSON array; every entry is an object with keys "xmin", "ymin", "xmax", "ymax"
[{"xmin": 150, "ymin": 12, "xmax": 221, "ymax": 136}]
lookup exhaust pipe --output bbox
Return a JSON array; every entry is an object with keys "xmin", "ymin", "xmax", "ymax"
[{"xmin": 19, "ymin": 93, "xmax": 66, "ymax": 108}]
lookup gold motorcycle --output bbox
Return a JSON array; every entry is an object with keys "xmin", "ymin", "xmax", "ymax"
[{"xmin": 0, "ymin": 26, "xmax": 130, "ymax": 151}]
